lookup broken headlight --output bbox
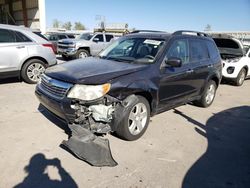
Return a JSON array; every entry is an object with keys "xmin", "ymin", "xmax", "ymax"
[{"xmin": 67, "ymin": 83, "xmax": 111, "ymax": 101}]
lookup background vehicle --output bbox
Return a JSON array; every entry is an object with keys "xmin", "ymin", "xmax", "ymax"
[
  {"xmin": 212, "ymin": 34, "xmax": 250, "ymax": 86},
  {"xmin": 57, "ymin": 32, "xmax": 114, "ymax": 59},
  {"xmin": 0, "ymin": 24, "xmax": 57, "ymax": 84},
  {"xmin": 36, "ymin": 30, "xmax": 222, "ymax": 141},
  {"xmin": 47, "ymin": 33, "xmax": 75, "ymax": 53}
]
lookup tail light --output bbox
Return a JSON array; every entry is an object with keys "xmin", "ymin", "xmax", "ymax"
[{"xmin": 42, "ymin": 43, "xmax": 56, "ymax": 54}]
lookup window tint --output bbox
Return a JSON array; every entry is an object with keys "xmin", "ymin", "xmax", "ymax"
[
  {"xmin": 49, "ymin": 35, "xmax": 58, "ymax": 41},
  {"xmin": 58, "ymin": 35, "xmax": 67, "ymax": 39},
  {"xmin": 190, "ymin": 40, "xmax": 209, "ymax": 62},
  {"xmin": 94, "ymin": 34, "xmax": 104, "ymax": 42},
  {"xmin": 213, "ymin": 38, "xmax": 239, "ymax": 49},
  {"xmin": 0, "ymin": 29, "xmax": 16, "ymax": 43},
  {"xmin": 105, "ymin": 34, "xmax": 114, "ymax": 42},
  {"xmin": 67, "ymin": 35, "xmax": 75, "ymax": 39},
  {"xmin": 166, "ymin": 39, "xmax": 189, "ymax": 64},
  {"xmin": 33, "ymin": 32, "xmax": 48, "ymax": 40},
  {"xmin": 15, "ymin": 31, "xmax": 32, "ymax": 42},
  {"xmin": 206, "ymin": 41, "xmax": 219, "ymax": 59}
]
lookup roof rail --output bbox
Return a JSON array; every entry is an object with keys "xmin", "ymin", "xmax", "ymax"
[
  {"xmin": 130, "ymin": 30, "xmax": 167, "ymax": 34},
  {"xmin": 173, "ymin": 30, "xmax": 209, "ymax": 37}
]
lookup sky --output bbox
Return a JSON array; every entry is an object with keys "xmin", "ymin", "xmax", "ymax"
[{"xmin": 45, "ymin": 0, "xmax": 250, "ymax": 32}]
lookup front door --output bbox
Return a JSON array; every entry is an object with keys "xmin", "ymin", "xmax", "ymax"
[
  {"xmin": 158, "ymin": 38, "xmax": 197, "ymax": 110},
  {"xmin": 0, "ymin": 29, "xmax": 28, "ymax": 73},
  {"xmin": 90, "ymin": 34, "xmax": 106, "ymax": 56}
]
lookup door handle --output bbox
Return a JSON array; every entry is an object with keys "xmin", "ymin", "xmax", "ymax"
[
  {"xmin": 186, "ymin": 69, "xmax": 194, "ymax": 74},
  {"xmin": 207, "ymin": 64, "xmax": 213, "ymax": 68},
  {"xmin": 16, "ymin": 46, "xmax": 25, "ymax": 49}
]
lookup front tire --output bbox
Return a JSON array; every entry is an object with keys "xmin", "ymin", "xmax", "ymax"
[
  {"xmin": 76, "ymin": 49, "xmax": 90, "ymax": 59},
  {"xmin": 62, "ymin": 54, "xmax": 70, "ymax": 60},
  {"xmin": 234, "ymin": 68, "xmax": 246, "ymax": 86},
  {"xmin": 21, "ymin": 59, "xmax": 46, "ymax": 84},
  {"xmin": 194, "ymin": 80, "xmax": 217, "ymax": 108},
  {"xmin": 116, "ymin": 96, "xmax": 150, "ymax": 141}
]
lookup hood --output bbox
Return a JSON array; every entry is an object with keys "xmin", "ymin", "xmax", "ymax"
[
  {"xmin": 212, "ymin": 35, "xmax": 244, "ymax": 58},
  {"xmin": 45, "ymin": 57, "xmax": 147, "ymax": 84},
  {"xmin": 58, "ymin": 39, "xmax": 88, "ymax": 44}
]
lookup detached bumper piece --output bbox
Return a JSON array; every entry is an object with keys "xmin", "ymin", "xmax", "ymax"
[{"xmin": 62, "ymin": 124, "xmax": 117, "ymax": 167}]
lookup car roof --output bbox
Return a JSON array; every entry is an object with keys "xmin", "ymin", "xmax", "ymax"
[
  {"xmin": 0, "ymin": 24, "xmax": 49, "ymax": 44},
  {"xmin": 125, "ymin": 31, "xmax": 213, "ymax": 41},
  {"xmin": 0, "ymin": 24, "xmax": 32, "ymax": 32},
  {"xmin": 125, "ymin": 32, "xmax": 171, "ymax": 40}
]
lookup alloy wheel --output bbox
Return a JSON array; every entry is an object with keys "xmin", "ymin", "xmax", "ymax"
[{"xmin": 128, "ymin": 103, "xmax": 148, "ymax": 135}]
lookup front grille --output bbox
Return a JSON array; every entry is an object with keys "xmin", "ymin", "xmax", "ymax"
[
  {"xmin": 39, "ymin": 75, "xmax": 73, "ymax": 99},
  {"xmin": 58, "ymin": 45, "xmax": 69, "ymax": 49}
]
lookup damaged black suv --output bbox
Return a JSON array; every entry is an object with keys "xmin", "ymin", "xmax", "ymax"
[{"xmin": 36, "ymin": 30, "xmax": 222, "ymax": 141}]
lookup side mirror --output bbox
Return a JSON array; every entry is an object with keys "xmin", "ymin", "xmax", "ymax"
[
  {"xmin": 93, "ymin": 38, "xmax": 99, "ymax": 43},
  {"xmin": 165, "ymin": 57, "xmax": 182, "ymax": 67}
]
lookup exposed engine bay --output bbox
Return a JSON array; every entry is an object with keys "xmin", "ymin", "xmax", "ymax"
[
  {"xmin": 70, "ymin": 95, "xmax": 120, "ymax": 134},
  {"xmin": 62, "ymin": 95, "xmax": 139, "ymax": 167}
]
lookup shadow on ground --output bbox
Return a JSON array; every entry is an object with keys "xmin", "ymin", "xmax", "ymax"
[
  {"xmin": 0, "ymin": 77, "xmax": 22, "ymax": 84},
  {"xmin": 174, "ymin": 106, "xmax": 250, "ymax": 188},
  {"xmin": 14, "ymin": 153, "xmax": 78, "ymax": 188}
]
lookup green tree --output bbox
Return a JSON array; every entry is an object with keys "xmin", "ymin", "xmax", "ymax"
[
  {"xmin": 74, "ymin": 22, "xmax": 85, "ymax": 30},
  {"xmin": 63, "ymin": 21, "xmax": 72, "ymax": 30},
  {"xmin": 52, "ymin": 19, "xmax": 60, "ymax": 28}
]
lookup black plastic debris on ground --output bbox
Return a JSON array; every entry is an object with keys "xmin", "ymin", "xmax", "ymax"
[{"xmin": 62, "ymin": 124, "xmax": 117, "ymax": 167}]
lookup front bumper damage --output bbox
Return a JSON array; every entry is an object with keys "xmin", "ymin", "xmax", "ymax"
[
  {"xmin": 62, "ymin": 124, "xmax": 117, "ymax": 167},
  {"xmin": 36, "ymin": 87, "xmax": 135, "ymax": 166},
  {"xmin": 70, "ymin": 95, "xmax": 120, "ymax": 134}
]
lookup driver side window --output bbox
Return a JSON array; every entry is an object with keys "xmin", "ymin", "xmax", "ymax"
[
  {"xmin": 93, "ymin": 34, "xmax": 104, "ymax": 42},
  {"xmin": 166, "ymin": 39, "xmax": 189, "ymax": 64}
]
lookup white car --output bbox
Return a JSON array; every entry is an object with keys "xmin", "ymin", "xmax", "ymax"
[
  {"xmin": 0, "ymin": 24, "xmax": 57, "ymax": 84},
  {"xmin": 212, "ymin": 34, "xmax": 250, "ymax": 86}
]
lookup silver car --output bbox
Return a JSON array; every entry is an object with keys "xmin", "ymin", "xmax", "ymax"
[{"xmin": 0, "ymin": 24, "xmax": 57, "ymax": 84}]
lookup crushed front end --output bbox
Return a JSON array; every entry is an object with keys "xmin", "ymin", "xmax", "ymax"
[
  {"xmin": 35, "ymin": 74, "xmax": 120, "ymax": 166},
  {"xmin": 35, "ymin": 74, "xmax": 121, "ymax": 134}
]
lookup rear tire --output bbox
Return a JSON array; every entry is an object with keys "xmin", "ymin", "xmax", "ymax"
[
  {"xmin": 116, "ymin": 96, "xmax": 150, "ymax": 141},
  {"xmin": 234, "ymin": 68, "xmax": 246, "ymax": 86},
  {"xmin": 21, "ymin": 59, "xmax": 46, "ymax": 84},
  {"xmin": 194, "ymin": 80, "xmax": 217, "ymax": 108}
]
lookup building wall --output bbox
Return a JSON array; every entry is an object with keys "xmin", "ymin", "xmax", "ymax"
[{"xmin": 0, "ymin": 0, "xmax": 46, "ymax": 33}]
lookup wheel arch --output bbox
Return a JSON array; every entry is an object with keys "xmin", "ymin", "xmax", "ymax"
[
  {"xmin": 78, "ymin": 47, "xmax": 90, "ymax": 54},
  {"xmin": 19, "ymin": 56, "xmax": 48, "ymax": 78},
  {"xmin": 242, "ymin": 66, "xmax": 249, "ymax": 76},
  {"xmin": 133, "ymin": 91, "xmax": 153, "ymax": 113}
]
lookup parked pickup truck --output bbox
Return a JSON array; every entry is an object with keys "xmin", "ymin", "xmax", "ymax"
[{"xmin": 57, "ymin": 32, "xmax": 115, "ymax": 59}]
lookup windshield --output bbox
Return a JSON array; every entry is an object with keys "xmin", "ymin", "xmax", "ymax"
[
  {"xmin": 77, "ymin": 33, "xmax": 93, "ymax": 40},
  {"xmin": 99, "ymin": 37, "xmax": 165, "ymax": 64}
]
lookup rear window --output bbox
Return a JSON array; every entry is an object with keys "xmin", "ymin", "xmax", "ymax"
[
  {"xmin": 0, "ymin": 29, "xmax": 31, "ymax": 43},
  {"xmin": 190, "ymin": 39, "xmax": 209, "ymax": 61},
  {"xmin": 206, "ymin": 41, "xmax": 219, "ymax": 59},
  {"xmin": 15, "ymin": 31, "xmax": 32, "ymax": 42},
  {"xmin": 105, "ymin": 34, "xmax": 114, "ymax": 42},
  {"xmin": 213, "ymin": 38, "xmax": 239, "ymax": 49},
  {"xmin": 33, "ymin": 32, "xmax": 48, "ymax": 40}
]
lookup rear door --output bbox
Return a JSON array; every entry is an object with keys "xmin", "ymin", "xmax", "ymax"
[
  {"xmin": 188, "ymin": 39, "xmax": 211, "ymax": 96},
  {"xmin": 0, "ymin": 29, "xmax": 29, "ymax": 73},
  {"xmin": 158, "ymin": 38, "xmax": 197, "ymax": 110}
]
